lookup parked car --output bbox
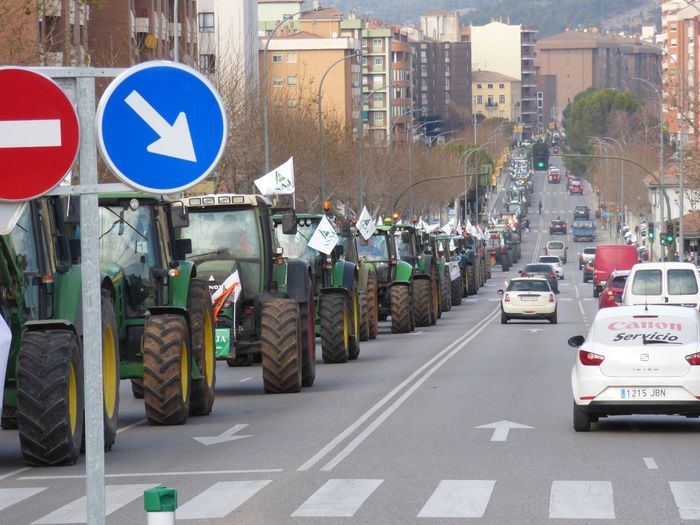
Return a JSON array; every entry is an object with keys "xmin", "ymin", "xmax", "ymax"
[
  {"xmin": 520, "ymin": 263, "xmax": 559, "ymax": 293},
  {"xmin": 545, "ymin": 240, "xmax": 567, "ymax": 264},
  {"xmin": 574, "ymin": 205, "xmax": 590, "ymax": 219},
  {"xmin": 539, "ymin": 255, "xmax": 565, "ymax": 279},
  {"xmin": 592, "ymin": 244, "xmax": 638, "ymax": 298},
  {"xmin": 578, "ymin": 247, "xmax": 596, "ymax": 270},
  {"xmin": 549, "ymin": 220, "xmax": 567, "ymax": 235},
  {"xmin": 598, "ymin": 270, "xmax": 629, "ymax": 308},
  {"xmin": 622, "ymin": 262, "xmax": 700, "ymax": 309},
  {"xmin": 499, "ymin": 278, "xmax": 557, "ymax": 324}
]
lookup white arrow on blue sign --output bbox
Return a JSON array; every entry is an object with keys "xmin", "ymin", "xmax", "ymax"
[{"xmin": 96, "ymin": 61, "xmax": 227, "ymax": 193}]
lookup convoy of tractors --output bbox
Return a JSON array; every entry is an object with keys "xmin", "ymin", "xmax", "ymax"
[{"xmin": 1, "ymin": 192, "xmax": 522, "ymax": 466}]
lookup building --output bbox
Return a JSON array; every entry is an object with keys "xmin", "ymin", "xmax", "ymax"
[
  {"xmin": 472, "ymin": 71, "xmax": 521, "ymax": 122},
  {"xmin": 89, "ymin": 0, "xmax": 198, "ymax": 67},
  {"xmin": 535, "ymin": 74, "xmax": 558, "ymax": 135},
  {"xmin": 469, "ymin": 21, "xmax": 539, "ymax": 137},
  {"xmin": 197, "ymin": 0, "xmax": 258, "ymax": 89},
  {"xmin": 420, "ymin": 10, "xmax": 460, "ymax": 43},
  {"xmin": 536, "ymin": 30, "xmax": 662, "ymax": 121},
  {"xmin": 0, "ymin": 0, "xmax": 89, "ymax": 66},
  {"xmin": 258, "ymin": 0, "xmax": 304, "ymax": 36}
]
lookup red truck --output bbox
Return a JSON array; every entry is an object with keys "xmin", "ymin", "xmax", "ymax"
[{"xmin": 592, "ymin": 244, "xmax": 638, "ymax": 298}]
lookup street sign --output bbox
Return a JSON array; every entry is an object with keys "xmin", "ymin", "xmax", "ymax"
[
  {"xmin": 96, "ymin": 61, "xmax": 226, "ymax": 193},
  {"xmin": 0, "ymin": 68, "xmax": 79, "ymax": 201}
]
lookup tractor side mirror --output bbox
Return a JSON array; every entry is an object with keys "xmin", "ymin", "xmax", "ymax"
[
  {"xmin": 282, "ymin": 211, "xmax": 297, "ymax": 235},
  {"xmin": 568, "ymin": 335, "xmax": 585, "ymax": 348},
  {"xmin": 170, "ymin": 203, "xmax": 189, "ymax": 229},
  {"xmin": 173, "ymin": 238, "xmax": 192, "ymax": 260},
  {"xmin": 64, "ymin": 196, "xmax": 80, "ymax": 224}
]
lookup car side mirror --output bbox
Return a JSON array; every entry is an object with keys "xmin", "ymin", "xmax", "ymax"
[
  {"xmin": 282, "ymin": 210, "xmax": 297, "ymax": 235},
  {"xmin": 170, "ymin": 203, "xmax": 189, "ymax": 228},
  {"xmin": 518, "ymin": 270, "xmax": 522, "ymax": 274},
  {"xmin": 568, "ymin": 335, "xmax": 585, "ymax": 348},
  {"xmin": 497, "ymin": 289, "xmax": 504, "ymax": 295},
  {"xmin": 173, "ymin": 238, "xmax": 192, "ymax": 260}
]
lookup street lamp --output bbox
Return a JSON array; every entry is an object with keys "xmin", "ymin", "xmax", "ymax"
[
  {"xmin": 597, "ymin": 136, "xmax": 625, "ymax": 227},
  {"xmin": 357, "ymin": 86, "xmax": 388, "ymax": 209},
  {"xmin": 261, "ymin": 5, "xmax": 321, "ymax": 174},
  {"xmin": 318, "ymin": 51, "xmax": 360, "ymax": 205},
  {"xmin": 408, "ymin": 119, "xmax": 442, "ymax": 216}
]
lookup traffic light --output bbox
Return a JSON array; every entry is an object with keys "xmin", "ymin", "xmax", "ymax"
[
  {"xmin": 532, "ymin": 143, "xmax": 549, "ymax": 171},
  {"xmin": 666, "ymin": 222, "xmax": 675, "ymax": 245},
  {"xmin": 648, "ymin": 222, "xmax": 655, "ymax": 242}
]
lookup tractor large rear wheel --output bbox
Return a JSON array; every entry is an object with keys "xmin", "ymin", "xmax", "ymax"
[
  {"xmin": 261, "ymin": 298, "xmax": 303, "ymax": 393},
  {"xmin": 187, "ymin": 280, "xmax": 216, "ymax": 416},
  {"xmin": 17, "ymin": 330, "xmax": 84, "ymax": 466},
  {"xmin": 101, "ymin": 293, "xmax": 120, "ymax": 451},
  {"xmin": 390, "ymin": 285, "xmax": 412, "ymax": 333},
  {"xmin": 413, "ymin": 279, "xmax": 432, "ymax": 327},
  {"xmin": 320, "ymin": 293, "xmax": 350, "ymax": 364},
  {"xmin": 440, "ymin": 273, "xmax": 451, "ymax": 312},
  {"xmin": 366, "ymin": 274, "xmax": 379, "ymax": 340},
  {"xmin": 143, "ymin": 314, "xmax": 191, "ymax": 425}
]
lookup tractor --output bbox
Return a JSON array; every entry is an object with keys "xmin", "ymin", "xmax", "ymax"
[{"xmin": 177, "ymin": 194, "xmax": 315, "ymax": 393}]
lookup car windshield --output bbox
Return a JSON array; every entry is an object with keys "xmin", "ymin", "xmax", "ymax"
[
  {"xmin": 597, "ymin": 315, "xmax": 695, "ymax": 346},
  {"xmin": 507, "ymin": 280, "xmax": 550, "ymax": 292},
  {"xmin": 358, "ymin": 234, "xmax": 389, "ymax": 261},
  {"xmin": 583, "ymin": 248, "xmax": 596, "ymax": 255},
  {"xmin": 610, "ymin": 276, "xmax": 628, "ymax": 289},
  {"xmin": 539, "ymin": 256, "xmax": 560, "ymax": 264},
  {"xmin": 525, "ymin": 265, "xmax": 553, "ymax": 273},
  {"xmin": 573, "ymin": 220, "xmax": 593, "ymax": 228},
  {"xmin": 184, "ymin": 208, "xmax": 261, "ymax": 261},
  {"xmin": 668, "ymin": 269, "xmax": 699, "ymax": 295},
  {"xmin": 275, "ymin": 222, "xmax": 318, "ymax": 263},
  {"xmin": 551, "ymin": 221, "xmax": 564, "ymax": 227},
  {"xmin": 548, "ymin": 242, "xmax": 564, "ymax": 249},
  {"xmin": 631, "ymin": 269, "xmax": 662, "ymax": 295}
]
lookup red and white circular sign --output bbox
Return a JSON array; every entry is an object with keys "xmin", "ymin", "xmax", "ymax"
[{"xmin": 0, "ymin": 68, "xmax": 79, "ymax": 201}]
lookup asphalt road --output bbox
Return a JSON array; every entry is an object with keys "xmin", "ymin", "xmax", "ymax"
[{"xmin": 2, "ymin": 158, "xmax": 700, "ymax": 524}]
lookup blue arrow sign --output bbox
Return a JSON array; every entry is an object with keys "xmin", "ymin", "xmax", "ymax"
[{"xmin": 97, "ymin": 61, "xmax": 226, "ymax": 193}]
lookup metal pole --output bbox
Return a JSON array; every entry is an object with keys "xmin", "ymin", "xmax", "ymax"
[
  {"xmin": 173, "ymin": 0, "xmax": 179, "ymax": 62},
  {"xmin": 77, "ymin": 76, "xmax": 106, "ymax": 525},
  {"xmin": 679, "ymin": 62, "xmax": 686, "ymax": 259},
  {"xmin": 357, "ymin": 87, "xmax": 387, "ymax": 209},
  {"xmin": 408, "ymin": 50, "xmax": 414, "ymax": 217},
  {"xmin": 659, "ymin": 89, "xmax": 665, "ymax": 261}
]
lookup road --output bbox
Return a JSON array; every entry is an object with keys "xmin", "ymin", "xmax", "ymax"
[{"xmin": 1, "ymin": 158, "xmax": 699, "ymax": 523}]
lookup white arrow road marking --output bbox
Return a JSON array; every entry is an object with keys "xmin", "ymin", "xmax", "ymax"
[
  {"xmin": 194, "ymin": 424, "xmax": 253, "ymax": 446},
  {"xmin": 475, "ymin": 420, "xmax": 533, "ymax": 442},
  {"xmin": 124, "ymin": 90, "xmax": 197, "ymax": 162},
  {"xmin": 0, "ymin": 119, "xmax": 61, "ymax": 148}
]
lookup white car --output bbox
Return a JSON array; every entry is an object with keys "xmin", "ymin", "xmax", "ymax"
[
  {"xmin": 499, "ymin": 278, "xmax": 557, "ymax": 324},
  {"xmin": 623, "ymin": 262, "xmax": 700, "ymax": 309},
  {"xmin": 569, "ymin": 305, "xmax": 700, "ymax": 431},
  {"xmin": 538, "ymin": 255, "xmax": 565, "ymax": 279}
]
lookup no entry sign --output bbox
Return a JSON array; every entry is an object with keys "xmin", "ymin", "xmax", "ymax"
[{"xmin": 0, "ymin": 67, "xmax": 79, "ymax": 201}]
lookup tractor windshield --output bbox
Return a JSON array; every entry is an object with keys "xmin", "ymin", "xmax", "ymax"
[
  {"xmin": 275, "ymin": 222, "xmax": 317, "ymax": 263},
  {"xmin": 9, "ymin": 207, "xmax": 40, "ymax": 319},
  {"xmin": 358, "ymin": 234, "xmax": 389, "ymax": 261},
  {"xmin": 395, "ymin": 232, "xmax": 416, "ymax": 265}
]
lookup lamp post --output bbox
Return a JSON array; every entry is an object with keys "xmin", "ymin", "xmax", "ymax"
[
  {"xmin": 173, "ymin": 0, "xmax": 179, "ymax": 62},
  {"xmin": 407, "ymin": 119, "xmax": 441, "ymax": 216},
  {"xmin": 599, "ymin": 136, "xmax": 624, "ymax": 229},
  {"xmin": 262, "ymin": 6, "xmax": 321, "ymax": 174},
  {"xmin": 319, "ymin": 51, "xmax": 360, "ymax": 205},
  {"xmin": 357, "ymin": 86, "xmax": 388, "ymax": 209}
]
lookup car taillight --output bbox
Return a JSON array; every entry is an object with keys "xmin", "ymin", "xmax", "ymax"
[
  {"xmin": 504, "ymin": 293, "xmax": 511, "ymax": 302},
  {"xmin": 548, "ymin": 272, "xmax": 556, "ymax": 278},
  {"xmin": 607, "ymin": 290, "xmax": 614, "ymax": 296},
  {"xmin": 579, "ymin": 350, "xmax": 605, "ymax": 366},
  {"xmin": 549, "ymin": 294, "xmax": 554, "ymax": 302},
  {"xmin": 521, "ymin": 272, "xmax": 529, "ymax": 277},
  {"xmin": 686, "ymin": 352, "xmax": 700, "ymax": 366}
]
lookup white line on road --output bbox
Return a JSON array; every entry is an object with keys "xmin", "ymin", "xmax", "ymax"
[
  {"xmin": 116, "ymin": 418, "xmax": 147, "ymax": 435},
  {"xmin": 0, "ymin": 488, "xmax": 47, "ymax": 512},
  {"xmin": 239, "ymin": 377, "xmax": 252, "ymax": 383},
  {"xmin": 643, "ymin": 457, "xmax": 658, "ymax": 470},
  {"xmin": 577, "ymin": 300, "xmax": 586, "ymax": 316},
  {"xmin": 20, "ymin": 469, "xmax": 284, "ymax": 481},
  {"xmin": 291, "ymin": 479, "xmax": 383, "ymax": 517},
  {"xmin": 176, "ymin": 480, "xmax": 272, "ymax": 520},
  {"xmin": 417, "ymin": 480, "xmax": 496, "ymax": 518},
  {"xmin": 574, "ymin": 283, "xmax": 580, "ymax": 299},
  {"xmin": 298, "ymin": 308, "xmax": 499, "ymax": 472},
  {"xmin": 549, "ymin": 481, "xmax": 615, "ymax": 519},
  {"xmin": 670, "ymin": 482, "xmax": 700, "ymax": 519},
  {"xmin": 558, "ymin": 297, "xmax": 572, "ymax": 302},
  {"xmin": 319, "ymin": 309, "xmax": 499, "ymax": 471},
  {"xmin": 0, "ymin": 467, "xmax": 31, "ymax": 481}
]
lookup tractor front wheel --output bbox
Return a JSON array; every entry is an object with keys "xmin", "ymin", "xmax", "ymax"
[
  {"xmin": 440, "ymin": 273, "xmax": 452, "ymax": 312},
  {"xmin": 413, "ymin": 279, "xmax": 432, "ymax": 327},
  {"xmin": 390, "ymin": 285, "xmax": 411, "ymax": 333},
  {"xmin": 359, "ymin": 290, "xmax": 370, "ymax": 342},
  {"xmin": 261, "ymin": 298, "xmax": 303, "ymax": 392},
  {"xmin": 450, "ymin": 275, "xmax": 462, "ymax": 306},
  {"xmin": 320, "ymin": 293, "xmax": 351, "ymax": 364},
  {"xmin": 101, "ymin": 292, "xmax": 120, "ymax": 451},
  {"xmin": 187, "ymin": 280, "xmax": 216, "ymax": 416}
]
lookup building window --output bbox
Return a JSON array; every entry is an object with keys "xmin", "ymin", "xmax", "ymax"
[
  {"xmin": 537, "ymin": 99, "xmax": 543, "ymax": 108},
  {"xmin": 499, "ymin": 83, "xmax": 505, "ymax": 88},
  {"xmin": 272, "ymin": 76, "xmax": 284, "ymax": 87},
  {"xmin": 373, "ymin": 112, "xmax": 384, "ymax": 126},
  {"xmin": 476, "ymin": 83, "xmax": 482, "ymax": 89},
  {"xmin": 272, "ymin": 53, "xmax": 283, "ymax": 63},
  {"xmin": 362, "ymin": 76, "xmax": 368, "ymax": 85},
  {"xmin": 476, "ymin": 95, "xmax": 483, "ymax": 104},
  {"xmin": 287, "ymin": 75, "xmax": 297, "ymax": 85},
  {"xmin": 537, "ymin": 92, "xmax": 544, "ymax": 99},
  {"xmin": 374, "ymin": 75, "xmax": 384, "ymax": 88},
  {"xmin": 362, "ymin": 56, "xmax": 368, "ymax": 66},
  {"xmin": 372, "ymin": 38, "xmax": 382, "ymax": 50},
  {"xmin": 199, "ymin": 54, "xmax": 215, "ymax": 73},
  {"xmin": 198, "ymin": 12, "xmax": 214, "ymax": 33},
  {"xmin": 374, "ymin": 57, "xmax": 383, "ymax": 67},
  {"xmin": 288, "ymin": 100, "xmax": 298, "ymax": 108},
  {"xmin": 487, "ymin": 95, "xmax": 495, "ymax": 107},
  {"xmin": 287, "ymin": 52, "xmax": 297, "ymax": 63},
  {"xmin": 445, "ymin": 78, "xmax": 450, "ymax": 86},
  {"xmin": 499, "ymin": 94, "xmax": 505, "ymax": 104},
  {"xmin": 487, "ymin": 83, "xmax": 493, "ymax": 89}
]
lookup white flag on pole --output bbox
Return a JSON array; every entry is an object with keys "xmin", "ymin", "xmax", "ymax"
[
  {"xmin": 357, "ymin": 207, "xmax": 377, "ymax": 240},
  {"xmin": 0, "ymin": 316, "xmax": 11, "ymax": 411},
  {"xmin": 212, "ymin": 270, "xmax": 242, "ymax": 305},
  {"xmin": 254, "ymin": 157, "xmax": 295, "ymax": 195},
  {"xmin": 308, "ymin": 216, "xmax": 339, "ymax": 255}
]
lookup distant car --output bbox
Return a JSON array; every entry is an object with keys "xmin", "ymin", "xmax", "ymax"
[
  {"xmin": 578, "ymin": 247, "xmax": 596, "ymax": 270},
  {"xmin": 569, "ymin": 180, "xmax": 584, "ymax": 195},
  {"xmin": 552, "ymin": 146, "xmax": 560, "ymax": 154},
  {"xmin": 549, "ymin": 220, "xmax": 567, "ymax": 235},
  {"xmin": 572, "ymin": 219, "xmax": 596, "ymax": 242},
  {"xmin": 570, "ymin": 305, "xmax": 700, "ymax": 431},
  {"xmin": 545, "ymin": 240, "xmax": 567, "ymax": 264},
  {"xmin": 520, "ymin": 263, "xmax": 559, "ymax": 293},
  {"xmin": 638, "ymin": 246, "xmax": 649, "ymax": 262},
  {"xmin": 598, "ymin": 270, "xmax": 629, "ymax": 308},
  {"xmin": 548, "ymin": 171, "xmax": 561, "ymax": 184},
  {"xmin": 583, "ymin": 259, "xmax": 594, "ymax": 283},
  {"xmin": 539, "ymin": 255, "xmax": 565, "ymax": 279},
  {"xmin": 499, "ymin": 278, "xmax": 557, "ymax": 324},
  {"xmin": 574, "ymin": 205, "xmax": 590, "ymax": 219}
]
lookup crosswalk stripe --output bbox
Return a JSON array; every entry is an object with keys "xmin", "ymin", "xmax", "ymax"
[
  {"xmin": 0, "ymin": 488, "xmax": 47, "ymax": 512},
  {"xmin": 417, "ymin": 480, "xmax": 495, "ymax": 518},
  {"xmin": 291, "ymin": 479, "xmax": 383, "ymax": 517},
  {"xmin": 549, "ymin": 481, "xmax": 615, "ymax": 519},
  {"xmin": 582, "ymin": 297, "xmax": 596, "ymax": 301},
  {"xmin": 32, "ymin": 484, "xmax": 156, "ymax": 524},
  {"xmin": 176, "ymin": 480, "xmax": 272, "ymax": 520},
  {"xmin": 670, "ymin": 482, "xmax": 700, "ymax": 519}
]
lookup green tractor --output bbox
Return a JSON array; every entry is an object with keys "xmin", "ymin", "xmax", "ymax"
[
  {"xmin": 2, "ymin": 197, "xmax": 118, "ymax": 465},
  {"xmin": 436, "ymin": 235, "xmax": 465, "ymax": 306},
  {"xmin": 361, "ymin": 225, "xmax": 415, "ymax": 333},
  {"xmin": 176, "ymin": 194, "xmax": 315, "ymax": 393},
  {"xmin": 421, "ymin": 231, "xmax": 452, "ymax": 315},
  {"xmin": 97, "ymin": 193, "xmax": 216, "ymax": 425},
  {"xmin": 273, "ymin": 213, "xmax": 364, "ymax": 364}
]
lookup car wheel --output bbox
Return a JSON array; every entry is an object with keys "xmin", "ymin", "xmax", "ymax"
[
  {"xmin": 549, "ymin": 310, "xmax": 557, "ymax": 324},
  {"xmin": 593, "ymin": 287, "xmax": 600, "ymax": 298},
  {"xmin": 573, "ymin": 402, "xmax": 591, "ymax": 432},
  {"xmin": 500, "ymin": 310, "xmax": 508, "ymax": 324}
]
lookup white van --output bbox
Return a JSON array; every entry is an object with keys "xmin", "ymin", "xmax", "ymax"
[
  {"xmin": 622, "ymin": 262, "xmax": 700, "ymax": 309},
  {"xmin": 545, "ymin": 240, "xmax": 567, "ymax": 264}
]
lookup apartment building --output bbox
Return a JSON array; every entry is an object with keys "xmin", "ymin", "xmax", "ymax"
[
  {"xmin": 0, "ymin": 0, "xmax": 89, "ymax": 66},
  {"xmin": 197, "ymin": 0, "xmax": 258, "ymax": 90},
  {"xmin": 419, "ymin": 10, "xmax": 460, "ymax": 43},
  {"xmin": 535, "ymin": 74, "xmax": 558, "ymax": 135},
  {"xmin": 258, "ymin": 0, "xmax": 304, "ymax": 35},
  {"xmin": 537, "ymin": 29, "xmax": 661, "ymax": 121},
  {"xmin": 472, "ymin": 71, "xmax": 521, "ymax": 122},
  {"xmin": 89, "ymin": 0, "xmax": 197, "ymax": 67}
]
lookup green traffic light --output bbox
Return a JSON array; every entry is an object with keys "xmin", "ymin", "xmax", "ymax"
[{"xmin": 667, "ymin": 235, "xmax": 674, "ymax": 242}]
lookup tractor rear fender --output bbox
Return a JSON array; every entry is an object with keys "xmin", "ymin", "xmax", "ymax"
[
  {"xmin": 357, "ymin": 262, "xmax": 373, "ymax": 290},
  {"xmin": 23, "ymin": 319, "xmax": 78, "ymax": 338},
  {"xmin": 330, "ymin": 260, "xmax": 356, "ymax": 292},
  {"xmin": 388, "ymin": 280, "xmax": 410, "ymax": 290},
  {"xmin": 169, "ymin": 260, "xmax": 196, "ymax": 308},
  {"xmin": 395, "ymin": 260, "xmax": 413, "ymax": 282},
  {"xmin": 285, "ymin": 258, "xmax": 312, "ymax": 304},
  {"xmin": 145, "ymin": 306, "xmax": 199, "ymax": 379},
  {"xmin": 421, "ymin": 254, "xmax": 434, "ymax": 275},
  {"xmin": 413, "ymin": 274, "xmax": 431, "ymax": 283},
  {"xmin": 53, "ymin": 266, "xmax": 83, "ymax": 331}
]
